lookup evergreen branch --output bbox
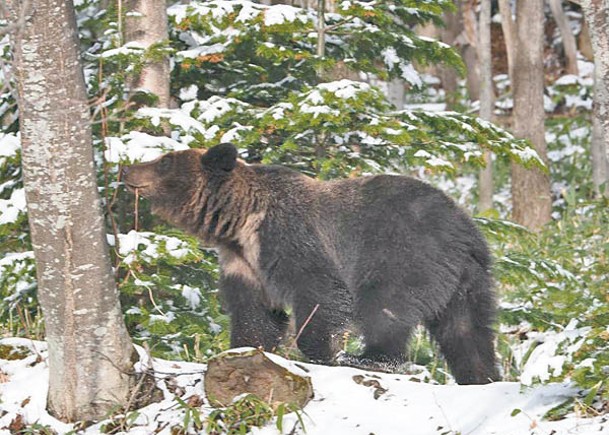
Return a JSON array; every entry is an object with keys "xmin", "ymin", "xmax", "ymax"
[{"xmin": 324, "ymin": 15, "xmax": 358, "ymax": 33}]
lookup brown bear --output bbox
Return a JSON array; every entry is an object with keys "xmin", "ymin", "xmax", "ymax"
[{"xmin": 122, "ymin": 143, "xmax": 499, "ymax": 384}]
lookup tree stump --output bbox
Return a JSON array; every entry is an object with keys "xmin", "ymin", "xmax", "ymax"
[{"xmin": 204, "ymin": 348, "xmax": 313, "ymax": 410}]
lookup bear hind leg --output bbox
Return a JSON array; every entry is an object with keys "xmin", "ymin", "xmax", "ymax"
[
  {"xmin": 426, "ymin": 268, "xmax": 499, "ymax": 385},
  {"xmin": 353, "ymin": 288, "xmax": 418, "ymax": 370},
  {"xmin": 359, "ymin": 317, "xmax": 412, "ymax": 365}
]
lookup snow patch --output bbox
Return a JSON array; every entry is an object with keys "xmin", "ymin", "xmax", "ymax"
[
  {"xmin": 100, "ymin": 41, "xmax": 145, "ymax": 58},
  {"xmin": 179, "ymin": 285, "xmax": 202, "ymax": 310},
  {"xmin": 0, "ymin": 189, "xmax": 26, "ymax": 225},
  {"xmin": 1, "ymin": 340, "xmax": 603, "ymax": 435},
  {"xmin": 264, "ymin": 4, "xmax": 305, "ymax": 26},
  {"xmin": 0, "ymin": 133, "xmax": 20, "ymax": 159},
  {"xmin": 381, "ymin": 47, "xmax": 399, "ymax": 69},
  {"xmin": 318, "ymin": 80, "xmax": 370, "ymax": 99},
  {"xmin": 111, "ymin": 230, "xmax": 192, "ymax": 264},
  {"xmin": 179, "ymin": 85, "xmax": 198, "ymax": 101},
  {"xmin": 399, "ymin": 63, "xmax": 422, "ymax": 87},
  {"xmin": 136, "ymin": 107, "xmax": 207, "ymax": 135},
  {"xmin": 520, "ymin": 320, "xmax": 591, "ymax": 386},
  {"xmin": 104, "ymin": 132, "xmax": 188, "ymax": 163}
]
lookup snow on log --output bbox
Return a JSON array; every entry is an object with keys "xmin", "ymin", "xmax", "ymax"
[{"xmin": 204, "ymin": 348, "xmax": 313, "ymax": 410}]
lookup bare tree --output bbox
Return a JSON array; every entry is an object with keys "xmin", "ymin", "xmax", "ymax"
[
  {"xmin": 478, "ymin": 0, "xmax": 494, "ymax": 213},
  {"xmin": 549, "ymin": 0, "xmax": 579, "ymax": 75},
  {"xmin": 9, "ymin": 0, "xmax": 137, "ymax": 421},
  {"xmin": 511, "ymin": 0, "xmax": 552, "ymax": 230},
  {"xmin": 581, "ymin": 1, "xmax": 609, "ymax": 196},
  {"xmin": 124, "ymin": 0, "xmax": 171, "ymax": 108}
]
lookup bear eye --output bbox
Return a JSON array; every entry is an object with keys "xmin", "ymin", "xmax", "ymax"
[{"xmin": 157, "ymin": 155, "xmax": 173, "ymax": 174}]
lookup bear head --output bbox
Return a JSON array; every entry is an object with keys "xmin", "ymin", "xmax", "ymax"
[{"xmin": 121, "ymin": 143, "xmax": 241, "ymax": 238}]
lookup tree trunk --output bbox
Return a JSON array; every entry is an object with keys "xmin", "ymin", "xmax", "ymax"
[
  {"xmin": 511, "ymin": 0, "xmax": 552, "ymax": 230},
  {"xmin": 581, "ymin": 0, "xmax": 609, "ymax": 197},
  {"xmin": 439, "ymin": 1, "xmax": 480, "ymax": 106},
  {"xmin": 9, "ymin": 0, "xmax": 137, "ymax": 422},
  {"xmin": 498, "ymin": 0, "xmax": 516, "ymax": 81},
  {"xmin": 578, "ymin": 14, "xmax": 594, "ymax": 61},
  {"xmin": 439, "ymin": 6, "xmax": 461, "ymax": 108},
  {"xmin": 124, "ymin": 0, "xmax": 171, "ymax": 108},
  {"xmin": 387, "ymin": 79, "xmax": 405, "ymax": 110},
  {"xmin": 478, "ymin": 0, "xmax": 494, "ymax": 213},
  {"xmin": 416, "ymin": 22, "xmax": 440, "ymax": 76},
  {"xmin": 549, "ymin": 0, "xmax": 579, "ymax": 75},
  {"xmin": 462, "ymin": 0, "xmax": 481, "ymax": 102},
  {"xmin": 316, "ymin": 0, "xmax": 326, "ymax": 70},
  {"xmin": 590, "ymin": 112, "xmax": 608, "ymax": 196}
]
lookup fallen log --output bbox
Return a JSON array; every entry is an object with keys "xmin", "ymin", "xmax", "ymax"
[{"xmin": 204, "ymin": 348, "xmax": 313, "ymax": 410}]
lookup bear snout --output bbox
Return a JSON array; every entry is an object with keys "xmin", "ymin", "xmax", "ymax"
[{"xmin": 120, "ymin": 165, "xmax": 151, "ymax": 192}]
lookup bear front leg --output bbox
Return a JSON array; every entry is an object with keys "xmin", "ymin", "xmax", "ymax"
[
  {"xmin": 293, "ymin": 283, "xmax": 352, "ymax": 364},
  {"xmin": 220, "ymin": 274, "xmax": 289, "ymax": 352}
]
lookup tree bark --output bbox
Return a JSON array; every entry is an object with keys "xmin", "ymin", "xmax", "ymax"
[
  {"xmin": 511, "ymin": 0, "xmax": 552, "ymax": 230},
  {"xmin": 124, "ymin": 0, "xmax": 171, "ymax": 108},
  {"xmin": 581, "ymin": 0, "xmax": 609, "ymax": 197},
  {"xmin": 498, "ymin": 0, "xmax": 516, "ymax": 81},
  {"xmin": 578, "ymin": 14, "xmax": 594, "ymax": 61},
  {"xmin": 439, "ymin": 7, "xmax": 461, "ymax": 108},
  {"xmin": 462, "ymin": 0, "xmax": 481, "ymax": 102},
  {"xmin": 387, "ymin": 79, "xmax": 405, "ymax": 110},
  {"xmin": 549, "ymin": 0, "xmax": 579, "ymax": 75},
  {"xmin": 416, "ymin": 23, "xmax": 440, "ymax": 77},
  {"xmin": 439, "ymin": 1, "xmax": 480, "ymax": 106},
  {"xmin": 9, "ymin": 0, "xmax": 137, "ymax": 421},
  {"xmin": 590, "ymin": 112, "xmax": 608, "ymax": 196},
  {"xmin": 478, "ymin": 0, "xmax": 494, "ymax": 213}
]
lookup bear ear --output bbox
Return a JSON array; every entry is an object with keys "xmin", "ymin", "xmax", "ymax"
[{"xmin": 201, "ymin": 143, "xmax": 238, "ymax": 172}]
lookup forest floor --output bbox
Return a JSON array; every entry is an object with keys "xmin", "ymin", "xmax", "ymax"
[{"xmin": 0, "ymin": 338, "xmax": 607, "ymax": 435}]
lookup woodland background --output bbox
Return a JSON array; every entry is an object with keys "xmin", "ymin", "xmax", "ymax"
[{"xmin": 0, "ymin": 0, "xmax": 608, "ymax": 433}]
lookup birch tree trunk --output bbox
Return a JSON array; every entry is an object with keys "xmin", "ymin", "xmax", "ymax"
[
  {"xmin": 581, "ymin": 0, "xmax": 609, "ymax": 197},
  {"xmin": 590, "ymin": 113, "xmax": 608, "ymax": 196},
  {"xmin": 549, "ymin": 0, "xmax": 578, "ymax": 75},
  {"xmin": 9, "ymin": 0, "xmax": 137, "ymax": 421},
  {"xmin": 510, "ymin": 0, "xmax": 552, "ymax": 230},
  {"xmin": 478, "ymin": 0, "xmax": 494, "ymax": 213},
  {"xmin": 387, "ymin": 79, "xmax": 405, "ymax": 110},
  {"xmin": 124, "ymin": 0, "xmax": 170, "ymax": 108}
]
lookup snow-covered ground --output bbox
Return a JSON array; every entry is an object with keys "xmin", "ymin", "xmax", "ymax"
[{"xmin": 0, "ymin": 338, "xmax": 606, "ymax": 435}]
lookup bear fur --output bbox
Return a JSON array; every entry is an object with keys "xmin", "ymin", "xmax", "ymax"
[{"xmin": 122, "ymin": 143, "xmax": 499, "ymax": 384}]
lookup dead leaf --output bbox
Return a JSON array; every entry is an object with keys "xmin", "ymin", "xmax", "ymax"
[
  {"xmin": 186, "ymin": 394, "xmax": 204, "ymax": 408},
  {"xmin": 8, "ymin": 414, "xmax": 25, "ymax": 433}
]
